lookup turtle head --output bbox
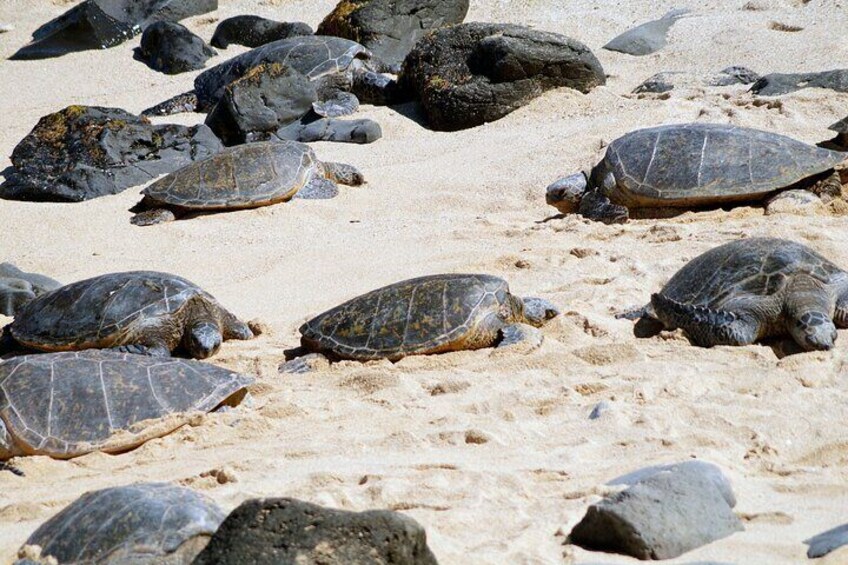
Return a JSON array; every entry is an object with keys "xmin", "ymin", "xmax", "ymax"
[
  {"xmin": 790, "ymin": 311, "xmax": 837, "ymax": 351},
  {"xmin": 520, "ymin": 297, "xmax": 561, "ymax": 327},
  {"xmin": 184, "ymin": 321, "xmax": 223, "ymax": 359},
  {"xmin": 546, "ymin": 173, "xmax": 588, "ymax": 214}
]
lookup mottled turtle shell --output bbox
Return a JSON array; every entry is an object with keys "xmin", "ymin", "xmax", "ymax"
[
  {"xmin": 0, "ymin": 350, "xmax": 252, "ymax": 458},
  {"xmin": 301, "ymin": 274, "xmax": 514, "ymax": 360},
  {"xmin": 195, "ymin": 35, "xmax": 371, "ymax": 107},
  {"xmin": 10, "ymin": 271, "xmax": 215, "ymax": 350},
  {"xmin": 142, "ymin": 141, "xmax": 317, "ymax": 210},
  {"xmin": 659, "ymin": 238, "xmax": 846, "ymax": 309},
  {"xmin": 595, "ymin": 123, "xmax": 845, "ymax": 207},
  {"xmin": 21, "ymin": 483, "xmax": 225, "ymax": 564}
]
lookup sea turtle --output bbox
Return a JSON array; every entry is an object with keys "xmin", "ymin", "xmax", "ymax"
[
  {"xmin": 624, "ymin": 238, "xmax": 848, "ymax": 351},
  {"xmin": 0, "ymin": 350, "xmax": 252, "ymax": 466},
  {"xmin": 142, "ymin": 35, "xmax": 389, "ymax": 117},
  {"xmin": 5, "ymin": 271, "xmax": 253, "ymax": 358},
  {"xmin": 16, "ymin": 482, "xmax": 225, "ymax": 563},
  {"xmin": 288, "ymin": 273, "xmax": 560, "ymax": 365},
  {"xmin": 546, "ymin": 123, "xmax": 846, "ymax": 223},
  {"xmin": 130, "ymin": 140, "xmax": 364, "ymax": 225}
]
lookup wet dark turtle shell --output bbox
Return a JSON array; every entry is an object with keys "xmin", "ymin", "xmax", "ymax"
[
  {"xmin": 141, "ymin": 141, "xmax": 317, "ymax": 210},
  {"xmin": 301, "ymin": 274, "xmax": 524, "ymax": 361},
  {"xmin": 0, "ymin": 350, "xmax": 252, "ymax": 458},
  {"xmin": 595, "ymin": 123, "xmax": 845, "ymax": 208},
  {"xmin": 19, "ymin": 482, "xmax": 225, "ymax": 563},
  {"xmin": 195, "ymin": 35, "xmax": 372, "ymax": 109},
  {"xmin": 9, "ymin": 271, "xmax": 250, "ymax": 356}
]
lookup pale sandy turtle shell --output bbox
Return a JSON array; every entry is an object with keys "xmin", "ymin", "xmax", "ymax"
[
  {"xmin": 141, "ymin": 141, "xmax": 317, "ymax": 210},
  {"xmin": 19, "ymin": 482, "xmax": 225, "ymax": 564},
  {"xmin": 0, "ymin": 350, "xmax": 252, "ymax": 459}
]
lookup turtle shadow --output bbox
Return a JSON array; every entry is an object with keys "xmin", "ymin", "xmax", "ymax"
[{"xmin": 537, "ymin": 213, "xmax": 567, "ymax": 224}]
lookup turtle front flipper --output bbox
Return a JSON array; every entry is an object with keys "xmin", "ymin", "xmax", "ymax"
[
  {"xmin": 141, "ymin": 90, "xmax": 200, "ymax": 117},
  {"xmin": 131, "ymin": 208, "xmax": 178, "ymax": 226},
  {"xmin": 834, "ymin": 284, "xmax": 848, "ymax": 328},
  {"xmin": 220, "ymin": 310, "xmax": 254, "ymax": 341},
  {"xmin": 784, "ymin": 274, "xmax": 838, "ymax": 350},
  {"xmin": 650, "ymin": 293, "xmax": 762, "ymax": 347},
  {"xmin": 578, "ymin": 190, "xmax": 629, "ymax": 224},
  {"xmin": 323, "ymin": 162, "xmax": 365, "ymax": 186},
  {"xmin": 496, "ymin": 323, "xmax": 543, "ymax": 351},
  {"xmin": 312, "ymin": 92, "xmax": 360, "ymax": 118},
  {"xmin": 295, "ymin": 178, "xmax": 339, "ymax": 200},
  {"xmin": 110, "ymin": 342, "xmax": 171, "ymax": 357}
]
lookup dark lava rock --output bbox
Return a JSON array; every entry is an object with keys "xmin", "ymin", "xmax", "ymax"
[
  {"xmin": 399, "ymin": 23, "xmax": 604, "ymax": 132},
  {"xmin": 633, "ymin": 66, "xmax": 760, "ymax": 94},
  {"xmin": 0, "ymin": 105, "xmax": 222, "ymax": 202},
  {"xmin": 211, "ymin": 16, "xmax": 313, "ymax": 49},
  {"xmin": 569, "ymin": 461, "xmax": 743, "ymax": 560},
  {"xmin": 805, "ymin": 523, "xmax": 848, "ymax": 558},
  {"xmin": 0, "ymin": 264, "xmax": 61, "ymax": 318},
  {"xmin": 192, "ymin": 497, "xmax": 439, "ymax": 565},
  {"xmin": 135, "ymin": 21, "xmax": 216, "ymax": 74},
  {"xmin": 317, "ymin": 0, "xmax": 469, "ymax": 73},
  {"xmin": 205, "ymin": 62, "xmax": 317, "ymax": 145},
  {"xmin": 751, "ymin": 69, "xmax": 848, "ymax": 96},
  {"xmin": 603, "ymin": 8, "xmax": 691, "ymax": 56},
  {"xmin": 11, "ymin": 0, "xmax": 217, "ymax": 60}
]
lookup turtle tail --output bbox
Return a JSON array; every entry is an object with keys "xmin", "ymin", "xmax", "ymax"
[{"xmin": 650, "ymin": 293, "xmax": 760, "ymax": 347}]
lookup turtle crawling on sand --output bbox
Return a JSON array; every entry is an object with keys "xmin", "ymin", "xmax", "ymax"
[
  {"xmin": 546, "ymin": 123, "xmax": 846, "ymax": 223},
  {"xmin": 131, "ymin": 140, "xmax": 364, "ymax": 225},
  {"xmin": 624, "ymin": 238, "xmax": 848, "ymax": 351},
  {"xmin": 0, "ymin": 350, "xmax": 252, "ymax": 464},
  {"xmin": 6, "ymin": 271, "xmax": 253, "ymax": 358},
  {"xmin": 17, "ymin": 483, "xmax": 225, "ymax": 563},
  {"xmin": 285, "ymin": 274, "xmax": 559, "ymax": 367}
]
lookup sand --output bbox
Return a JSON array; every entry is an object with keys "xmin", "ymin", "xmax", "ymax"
[{"xmin": 1, "ymin": 0, "xmax": 848, "ymax": 563}]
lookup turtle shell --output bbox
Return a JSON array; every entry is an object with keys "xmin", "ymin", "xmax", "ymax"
[
  {"xmin": 659, "ymin": 238, "xmax": 846, "ymax": 309},
  {"xmin": 21, "ymin": 482, "xmax": 225, "ymax": 563},
  {"xmin": 0, "ymin": 350, "xmax": 252, "ymax": 458},
  {"xmin": 595, "ymin": 123, "xmax": 845, "ymax": 207},
  {"xmin": 10, "ymin": 271, "xmax": 211, "ymax": 351},
  {"xmin": 195, "ymin": 35, "xmax": 371, "ymax": 108},
  {"xmin": 300, "ymin": 273, "xmax": 512, "ymax": 360},
  {"xmin": 142, "ymin": 141, "xmax": 317, "ymax": 210}
]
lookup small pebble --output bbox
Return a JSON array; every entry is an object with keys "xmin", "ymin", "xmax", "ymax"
[{"xmin": 589, "ymin": 400, "xmax": 611, "ymax": 420}]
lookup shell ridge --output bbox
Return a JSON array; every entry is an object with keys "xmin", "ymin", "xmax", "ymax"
[
  {"xmin": 98, "ymin": 360, "xmax": 115, "ymax": 432},
  {"xmin": 400, "ymin": 285, "xmax": 419, "ymax": 348}
]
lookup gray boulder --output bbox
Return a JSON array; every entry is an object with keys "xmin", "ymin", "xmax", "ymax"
[
  {"xmin": 11, "ymin": 0, "xmax": 217, "ymax": 60},
  {"xmin": 0, "ymin": 105, "xmax": 222, "ymax": 202},
  {"xmin": 192, "ymin": 497, "xmax": 439, "ymax": 564},
  {"xmin": 633, "ymin": 66, "xmax": 760, "ymax": 94},
  {"xmin": 569, "ymin": 461, "xmax": 743, "ymax": 560},
  {"xmin": 317, "ymin": 0, "xmax": 469, "ymax": 72},
  {"xmin": 211, "ymin": 16, "xmax": 313, "ymax": 49},
  {"xmin": 751, "ymin": 69, "xmax": 848, "ymax": 96},
  {"xmin": 0, "ymin": 264, "xmax": 61, "ymax": 318},
  {"xmin": 399, "ymin": 23, "xmax": 605, "ymax": 131},
  {"xmin": 135, "ymin": 21, "xmax": 216, "ymax": 74},
  {"xmin": 805, "ymin": 523, "xmax": 848, "ymax": 558},
  {"xmin": 603, "ymin": 8, "xmax": 691, "ymax": 56}
]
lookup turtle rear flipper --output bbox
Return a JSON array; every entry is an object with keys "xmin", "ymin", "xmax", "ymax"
[
  {"xmin": 578, "ymin": 190, "xmax": 629, "ymax": 224},
  {"xmin": 141, "ymin": 91, "xmax": 200, "ymax": 117},
  {"xmin": 131, "ymin": 208, "xmax": 177, "ymax": 226},
  {"xmin": 312, "ymin": 92, "xmax": 359, "ymax": 118},
  {"xmin": 651, "ymin": 293, "xmax": 761, "ymax": 347},
  {"xmin": 295, "ymin": 178, "xmax": 339, "ymax": 200}
]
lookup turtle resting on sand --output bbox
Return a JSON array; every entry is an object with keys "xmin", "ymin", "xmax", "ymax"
[
  {"xmin": 131, "ymin": 140, "xmax": 364, "ymax": 225},
  {"xmin": 16, "ymin": 483, "xmax": 225, "ymax": 563},
  {"xmin": 623, "ymin": 238, "xmax": 848, "ymax": 351},
  {"xmin": 5, "ymin": 271, "xmax": 253, "ymax": 358},
  {"xmin": 143, "ymin": 35, "xmax": 390, "ymax": 117},
  {"xmin": 546, "ymin": 123, "xmax": 846, "ymax": 223},
  {"xmin": 0, "ymin": 350, "xmax": 252, "ymax": 466},
  {"xmin": 285, "ymin": 274, "xmax": 560, "ymax": 367}
]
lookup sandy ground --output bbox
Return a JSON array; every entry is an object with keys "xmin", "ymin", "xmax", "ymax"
[{"xmin": 1, "ymin": 0, "xmax": 848, "ymax": 563}]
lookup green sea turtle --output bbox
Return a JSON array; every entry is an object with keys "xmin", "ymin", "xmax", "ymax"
[
  {"xmin": 625, "ymin": 238, "xmax": 848, "ymax": 351},
  {"xmin": 287, "ymin": 274, "xmax": 560, "ymax": 366},
  {"xmin": 142, "ymin": 35, "xmax": 388, "ymax": 117},
  {"xmin": 0, "ymin": 350, "xmax": 252, "ymax": 466},
  {"xmin": 16, "ymin": 483, "xmax": 225, "ymax": 563},
  {"xmin": 131, "ymin": 140, "xmax": 364, "ymax": 226},
  {"xmin": 546, "ymin": 123, "xmax": 846, "ymax": 223},
  {"xmin": 5, "ymin": 271, "xmax": 253, "ymax": 358}
]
